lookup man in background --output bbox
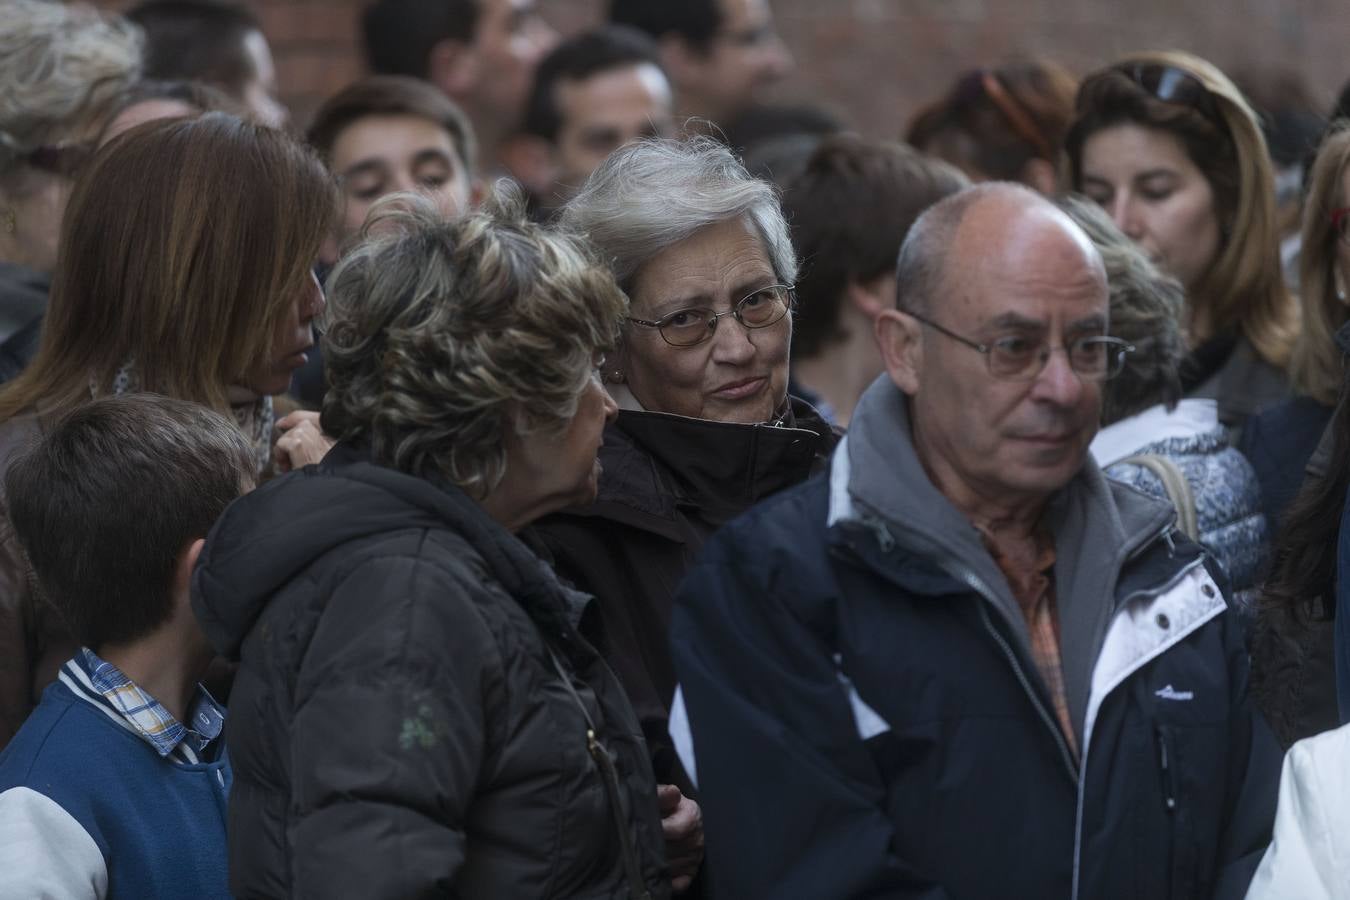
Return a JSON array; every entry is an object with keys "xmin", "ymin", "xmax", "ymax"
[
  {"xmin": 609, "ymin": 0, "xmax": 791, "ymax": 130},
  {"xmin": 361, "ymin": 0, "xmax": 557, "ymax": 174},
  {"xmin": 511, "ymin": 25, "xmax": 674, "ymax": 215}
]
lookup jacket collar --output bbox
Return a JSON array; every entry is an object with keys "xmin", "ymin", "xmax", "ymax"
[
  {"xmin": 580, "ymin": 397, "xmax": 835, "ymax": 536},
  {"xmin": 1089, "ymin": 398, "xmax": 1219, "ymax": 467},
  {"xmin": 830, "ymin": 375, "xmax": 1177, "ymax": 741}
]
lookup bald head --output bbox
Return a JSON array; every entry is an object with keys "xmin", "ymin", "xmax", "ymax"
[
  {"xmin": 896, "ymin": 182, "xmax": 1105, "ymax": 315},
  {"xmin": 877, "ymin": 180, "xmax": 1112, "ymax": 516}
]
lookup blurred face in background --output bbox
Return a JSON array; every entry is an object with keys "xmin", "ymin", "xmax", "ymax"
[
  {"xmin": 669, "ymin": 0, "xmax": 793, "ymax": 124},
  {"xmin": 471, "ymin": 0, "xmax": 558, "ymax": 138},
  {"xmin": 329, "ymin": 114, "xmax": 473, "ymax": 243},
  {"xmin": 551, "ymin": 61, "xmax": 673, "ymax": 196},
  {"xmin": 1078, "ymin": 122, "xmax": 1221, "ymax": 291}
]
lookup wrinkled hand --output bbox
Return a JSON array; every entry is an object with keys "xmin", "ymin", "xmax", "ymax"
[
  {"xmin": 657, "ymin": 783, "xmax": 703, "ymax": 893},
  {"xmin": 273, "ymin": 411, "xmax": 334, "ymax": 473}
]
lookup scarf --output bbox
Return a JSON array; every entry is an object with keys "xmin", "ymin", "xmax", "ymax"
[{"xmin": 98, "ymin": 360, "xmax": 275, "ymax": 477}]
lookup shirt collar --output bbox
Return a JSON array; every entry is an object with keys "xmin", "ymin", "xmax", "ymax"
[{"xmin": 72, "ymin": 648, "xmax": 225, "ymax": 759}]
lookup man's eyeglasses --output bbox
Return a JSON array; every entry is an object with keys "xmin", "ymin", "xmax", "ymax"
[
  {"xmin": 25, "ymin": 141, "xmax": 95, "ymax": 178},
  {"xmin": 1110, "ymin": 62, "xmax": 1223, "ymax": 126},
  {"xmin": 627, "ymin": 284, "xmax": 795, "ymax": 348},
  {"xmin": 906, "ymin": 310, "xmax": 1133, "ymax": 382}
]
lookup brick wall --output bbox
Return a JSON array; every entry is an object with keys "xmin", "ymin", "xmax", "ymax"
[{"xmin": 90, "ymin": 0, "xmax": 1350, "ymax": 134}]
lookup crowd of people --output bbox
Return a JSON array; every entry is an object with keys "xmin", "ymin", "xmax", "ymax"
[{"xmin": 2, "ymin": 0, "xmax": 1350, "ymax": 897}]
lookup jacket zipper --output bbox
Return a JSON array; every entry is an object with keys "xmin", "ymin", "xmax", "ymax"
[
  {"xmin": 1069, "ymin": 536, "xmax": 1205, "ymax": 900},
  {"xmin": 1156, "ymin": 727, "xmax": 1177, "ymax": 813},
  {"xmin": 852, "ymin": 520, "xmax": 1080, "ymax": 784},
  {"xmin": 546, "ymin": 647, "xmax": 653, "ymax": 900},
  {"xmin": 973, "ymin": 592, "xmax": 1080, "ymax": 786}
]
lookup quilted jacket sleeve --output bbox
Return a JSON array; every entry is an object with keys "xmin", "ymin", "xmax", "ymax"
[{"xmin": 286, "ymin": 554, "xmax": 501, "ymax": 899}]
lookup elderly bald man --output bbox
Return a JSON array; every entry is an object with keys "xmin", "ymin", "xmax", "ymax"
[{"xmin": 669, "ymin": 183, "xmax": 1280, "ymax": 899}]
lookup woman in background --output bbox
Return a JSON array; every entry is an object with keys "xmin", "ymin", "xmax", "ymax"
[
  {"xmin": 0, "ymin": 113, "xmax": 335, "ymax": 748},
  {"xmin": 1066, "ymin": 50, "xmax": 1297, "ymax": 432}
]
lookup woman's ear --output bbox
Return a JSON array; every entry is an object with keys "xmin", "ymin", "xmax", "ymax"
[{"xmin": 875, "ymin": 309, "xmax": 923, "ymax": 396}]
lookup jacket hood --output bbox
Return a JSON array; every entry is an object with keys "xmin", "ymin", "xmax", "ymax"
[
  {"xmin": 837, "ymin": 375, "xmax": 1175, "ymax": 739},
  {"xmin": 578, "ymin": 395, "xmax": 837, "ymax": 535},
  {"xmin": 192, "ymin": 442, "xmax": 574, "ymax": 660}
]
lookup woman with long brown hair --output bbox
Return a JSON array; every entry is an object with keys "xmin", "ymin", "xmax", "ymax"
[
  {"xmin": 0, "ymin": 111, "xmax": 336, "ymax": 748},
  {"xmin": 1250, "ymin": 127, "xmax": 1350, "ymax": 748},
  {"xmin": 1065, "ymin": 50, "xmax": 1298, "ymax": 432}
]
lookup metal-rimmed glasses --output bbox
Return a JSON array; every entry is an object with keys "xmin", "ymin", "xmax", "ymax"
[
  {"xmin": 627, "ymin": 283, "xmax": 796, "ymax": 347},
  {"xmin": 906, "ymin": 310, "xmax": 1134, "ymax": 381}
]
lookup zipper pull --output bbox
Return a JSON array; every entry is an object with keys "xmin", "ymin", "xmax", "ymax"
[{"xmin": 1156, "ymin": 729, "xmax": 1177, "ymax": 813}]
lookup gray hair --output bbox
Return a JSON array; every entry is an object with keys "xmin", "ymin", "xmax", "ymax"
[
  {"xmin": 558, "ymin": 136, "xmax": 797, "ymax": 294},
  {"xmin": 321, "ymin": 186, "xmax": 628, "ymax": 499},
  {"xmin": 0, "ymin": 0, "xmax": 143, "ymax": 175},
  {"xmin": 1056, "ymin": 194, "xmax": 1185, "ymax": 424}
]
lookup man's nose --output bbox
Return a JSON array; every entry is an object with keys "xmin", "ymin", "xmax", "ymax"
[{"xmin": 1030, "ymin": 345, "xmax": 1086, "ymax": 407}]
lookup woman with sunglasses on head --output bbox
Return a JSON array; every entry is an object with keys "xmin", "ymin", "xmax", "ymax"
[
  {"xmin": 529, "ymin": 136, "xmax": 838, "ymax": 893},
  {"xmin": 907, "ymin": 57, "xmax": 1078, "ymax": 195},
  {"xmin": 0, "ymin": 112, "xmax": 335, "ymax": 750},
  {"xmin": 0, "ymin": 1, "xmax": 141, "ymax": 359},
  {"xmin": 1066, "ymin": 51, "xmax": 1298, "ymax": 434}
]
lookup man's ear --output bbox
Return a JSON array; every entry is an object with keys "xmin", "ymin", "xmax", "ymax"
[
  {"xmin": 426, "ymin": 37, "xmax": 478, "ymax": 101},
  {"xmin": 174, "ymin": 538, "xmax": 206, "ymax": 609},
  {"xmin": 496, "ymin": 133, "xmax": 556, "ymax": 199},
  {"xmin": 875, "ymin": 308, "xmax": 923, "ymax": 396}
]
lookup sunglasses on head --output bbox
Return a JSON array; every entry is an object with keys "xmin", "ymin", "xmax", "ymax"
[
  {"xmin": 1110, "ymin": 62, "xmax": 1224, "ymax": 126},
  {"xmin": 952, "ymin": 69, "xmax": 1055, "ymax": 162}
]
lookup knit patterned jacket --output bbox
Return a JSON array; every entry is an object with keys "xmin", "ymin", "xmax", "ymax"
[{"xmin": 1093, "ymin": 400, "xmax": 1269, "ymax": 597}]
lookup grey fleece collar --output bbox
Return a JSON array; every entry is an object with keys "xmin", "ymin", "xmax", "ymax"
[{"xmin": 834, "ymin": 375, "xmax": 1175, "ymax": 745}]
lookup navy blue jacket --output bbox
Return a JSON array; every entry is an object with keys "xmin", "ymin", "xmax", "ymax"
[{"xmin": 671, "ymin": 381, "xmax": 1280, "ymax": 900}]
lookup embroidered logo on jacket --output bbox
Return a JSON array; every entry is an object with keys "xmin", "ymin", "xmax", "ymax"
[{"xmin": 1155, "ymin": 684, "xmax": 1195, "ymax": 701}]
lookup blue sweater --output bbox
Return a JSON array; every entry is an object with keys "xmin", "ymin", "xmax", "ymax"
[{"xmin": 0, "ymin": 674, "xmax": 231, "ymax": 898}]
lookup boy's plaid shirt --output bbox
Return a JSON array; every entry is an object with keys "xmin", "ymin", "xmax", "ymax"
[{"xmin": 57, "ymin": 648, "xmax": 225, "ymax": 766}]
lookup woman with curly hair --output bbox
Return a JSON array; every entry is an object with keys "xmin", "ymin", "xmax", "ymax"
[{"xmin": 191, "ymin": 192, "xmax": 672, "ymax": 899}]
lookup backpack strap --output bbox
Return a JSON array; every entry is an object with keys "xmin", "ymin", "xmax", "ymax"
[{"xmin": 1119, "ymin": 453, "xmax": 1198, "ymax": 540}]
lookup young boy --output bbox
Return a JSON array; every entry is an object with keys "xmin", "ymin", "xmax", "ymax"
[{"xmin": 0, "ymin": 394, "xmax": 254, "ymax": 898}]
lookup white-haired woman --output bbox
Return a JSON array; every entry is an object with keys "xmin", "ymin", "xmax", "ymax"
[
  {"xmin": 0, "ymin": 0, "xmax": 141, "ymax": 346},
  {"xmin": 530, "ymin": 137, "xmax": 838, "ymax": 891},
  {"xmin": 192, "ymin": 194, "xmax": 670, "ymax": 898}
]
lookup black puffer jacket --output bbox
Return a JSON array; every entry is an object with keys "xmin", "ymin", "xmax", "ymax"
[
  {"xmin": 529, "ymin": 398, "xmax": 837, "ymax": 792},
  {"xmin": 192, "ymin": 443, "xmax": 669, "ymax": 900}
]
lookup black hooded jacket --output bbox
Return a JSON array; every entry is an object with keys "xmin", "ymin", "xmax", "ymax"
[
  {"xmin": 192, "ymin": 443, "xmax": 668, "ymax": 899},
  {"xmin": 529, "ymin": 398, "xmax": 838, "ymax": 792}
]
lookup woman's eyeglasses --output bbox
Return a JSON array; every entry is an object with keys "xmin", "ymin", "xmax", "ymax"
[{"xmin": 627, "ymin": 284, "xmax": 796, "ymax": 348}]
